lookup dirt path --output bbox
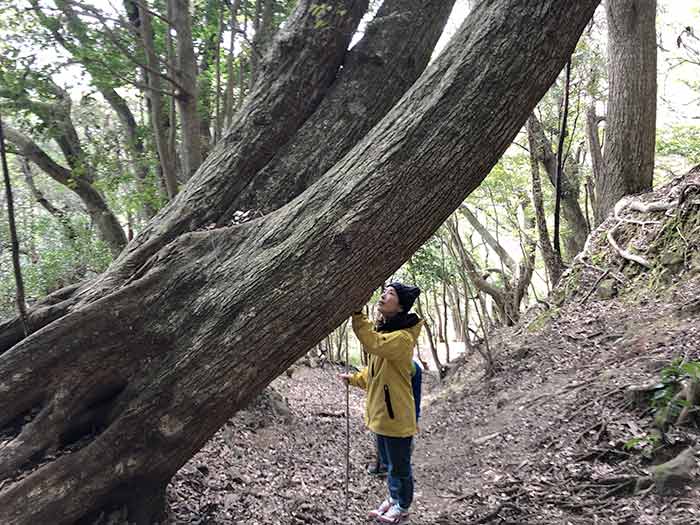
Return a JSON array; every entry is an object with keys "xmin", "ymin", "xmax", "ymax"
[{"xmin": 167, "ymin": 271, "xmax": 700, "ymax": 524}]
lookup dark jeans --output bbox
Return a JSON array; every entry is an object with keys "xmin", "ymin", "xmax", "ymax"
[{"xmin": 376, "ymin": 433, "xmax": 414, "ymax": 510}]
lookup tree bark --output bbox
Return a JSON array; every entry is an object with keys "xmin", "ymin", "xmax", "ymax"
[
  {"xmin": 596, "ymin": 0, "xmax": 657, "ymax": 223},
  {"xmin": 100, "ymin": 0, "xmax": 370, "ymax": 286},
  {"xmin": 0, "ymin": 0, "xmax": 370, "ymax": 354},
  {"xmin": 0, "ymin": 1, "xmax": 599, "ymax": 522}
]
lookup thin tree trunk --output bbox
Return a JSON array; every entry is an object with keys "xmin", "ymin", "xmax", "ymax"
[
  {"xmin": 585, "ymin": 106, "xmax": 604, "ymax": 216},
  {"xmin": 553, "ymin": 59, "xmax": 571, "ymax": 261},
  {"xmin": 527, "ymin": 116, "xmax": 563, "ymax": 285},
  {"xmin": 222, "ymin": 0, "xmax": 241, "ymax": 128},
  {"xmin": 170, "ymin": 0, "xmax": 203, "ymax": 180},
  {"xmin": 447, "ymin": 217, "xmax": 509, "ymax": 324},
  {"xmin": 470, "ymin": 288, "xmax": 494, "ymax": 376},
  {"xmin": 415, "ymin": 294, "xmax": 442, "ymax": 371},
  {"xmin": 514, "ymin": 195, "xmax": 536, "ymax": 310},
  {"xmin": 20, "ymin": 159, "xmax": 77, "ymax": 241},
  {"xmin": 527, "ymin": 113, "xmax": 588, "ymax": 258},
  {"xmin": 432, "ymin": 287, "xmax": 444, "ymax": 343},
  {"xmin": 460, "ymin": 205, "xmax": 516, "ymax": 274},
  {"xmin": 446, "ymin": 283, "xmax": 464, "ymax": 342},
  {"xmin": 4, "ymin": 127, "xmax": 127, "ymax": 256},
  {"xmin": 100, "ymin": 88, "xmax": 158, "ymax": 219},
  {"xmin": 440, "ymin": 241, "xmax": 451, "ymax": 362},
  {"xmin": 239, "ymin": 8, "xmax": 248, "ymax": 106},
  {"xmin": 197, "ymin": 0, "xmax": 223, "ymax": 151},
  {"xmin": 137, "ymin": 0, "xmax": 179, "ymax": 198},
  {"xmin": 214, "ymin": 0, "xmax": 224, "ymax": 143}
]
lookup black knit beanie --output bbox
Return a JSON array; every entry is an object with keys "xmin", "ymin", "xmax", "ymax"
[{"xmin": 387, "ymin": 282, "xmax": 421, "ymax": 313}]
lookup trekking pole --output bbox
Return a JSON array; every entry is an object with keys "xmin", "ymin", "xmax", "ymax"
[{"xmin": 345, "ymin": 339, "xmax": 350, "ymax": 512}]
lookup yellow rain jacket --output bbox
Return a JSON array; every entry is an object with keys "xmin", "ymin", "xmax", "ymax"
[{"xmin": 349, "ymin": 313, "xmax": 423, "ymax": 438}]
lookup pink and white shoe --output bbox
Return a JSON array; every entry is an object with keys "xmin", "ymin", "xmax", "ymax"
[
  {"xmin": 377, "ymin": 504, "xmax": 410, "ymax": 524},
  {"xmin": 368, "ymin": 499, "xmax": 393, "ymax": 520}
]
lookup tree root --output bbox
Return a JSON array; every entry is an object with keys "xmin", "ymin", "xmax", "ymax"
[
  {"xmin": 520, "ymin": 377, "xmax": 598, "ymax": 408},
  {"xmin": 605, "ymin": 184, "xmax": 700, "ymax": 270},
  {"xmin": 580, "ymin": 261, "xmax": 626, "ymax": 283},
  {"xmin": 574, "ymin": 446, "xmax": 698, "ymax": 506},
  {"xmin": 0, "ymin": 382, "xmax": 117, "ymax": 481},
  {"xmin": 568, "ymin": 385, "xmax": 627, "ymax": 419},
  {"xmin": 607, "ymin": 224, "xmax": 652, "ymax": 268},
  {"xmin": 0, "ymin": 298, "xmax": 76, "ymax": 356},
  {"xmin": 617, "ymin": 199, "xmax": 676, "ymax": 215},
  {"xmin": 675, "ymin": 378, "xmax": 700, "ymax": 427},
  {"xmin": 0, "ymin": 399, "xmax": 70, "ymax": 481}
]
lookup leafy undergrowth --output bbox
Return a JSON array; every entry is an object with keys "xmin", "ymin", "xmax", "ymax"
[{"xmin": 167, "ymin": 173, "xmax": 700, "ymax": 524}]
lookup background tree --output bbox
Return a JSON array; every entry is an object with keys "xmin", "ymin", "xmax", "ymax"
[{"xmin": 591, "ymin": 0, "xmax": 658, "ymax": 223}]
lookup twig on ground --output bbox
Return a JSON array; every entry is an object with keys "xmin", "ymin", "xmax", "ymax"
[
  {"xmin": 522, "ymin": 377, "xmax": 598, "ymax": 407},
  {"xmin": 568, "ymin": 385, "xmax": 628, "ymax": 419},
  {"xmin": 469, "ymin": 502, "xmax": 518, "ymax": 524},
  {"xmin": 574, "ymin": 419, "xmax": 606, "ymax": 444},
  {"xmin": 580, "ymin": 269, "xmax": 610, "ymax": 304},
  {"xmin": 580, "ymin": 261, "xmax": 627, "ymax": 283}
]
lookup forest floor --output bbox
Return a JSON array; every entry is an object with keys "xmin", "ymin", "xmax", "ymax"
[{"xmin": 167, "ymin": 174, "xmax": 700, "ymax": 524}]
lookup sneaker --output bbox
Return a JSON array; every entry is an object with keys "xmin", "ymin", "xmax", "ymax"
[
  {"xmin": 377, "ymin": 504, "xmax": 409, "ymax": 524},
  {"xmin": 367, "ymin": 463, "xmax": 388, "ymax": 477},
  {"xmin": 367, "ymin": 499, "xmax": 393, "ymax": 519}
]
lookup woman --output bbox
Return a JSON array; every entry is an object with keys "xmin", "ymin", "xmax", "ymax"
[{"xmin": 341, "ymin": 282, "xmax": 422, "ymax": 525}]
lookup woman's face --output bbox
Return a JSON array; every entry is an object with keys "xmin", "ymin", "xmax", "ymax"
[{"xmin": 378, "ymin": 286, "xmax": 402, "ymax": 317}]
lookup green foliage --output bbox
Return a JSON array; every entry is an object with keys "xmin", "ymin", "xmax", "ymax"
[
  {"xmin": 0, "ymin": 214, "xmax": 112, "ymax": 318},
  {"xmin": 657, "ymin": 125, "xmax": 700, "ymax": 165},
  {"xmin": 623, "ymin": 432, "xmax": 662, "ymax": 459},
  {"xmin": 647, "ymin": 358, "xmax": 700, "ymax": 428},
  {"xmin": 403, "ymin": 229, "xmax": 458, "ymax": 294},
  {"xmin": 526, "ymin": 306, "xmax": 558, "ymax": 333},
  {"xmin": 310, "ymin": 3, "xmax": 333, "ymax": 29}
]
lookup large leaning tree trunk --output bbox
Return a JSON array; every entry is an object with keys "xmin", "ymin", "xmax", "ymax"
[
  {"xmin": 593, "ymin": 0, "xmax": 657, "ymax": 224},
  {"xmin": 0, "ymin": 0, "xmax": 600, "ymax": 523}
]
